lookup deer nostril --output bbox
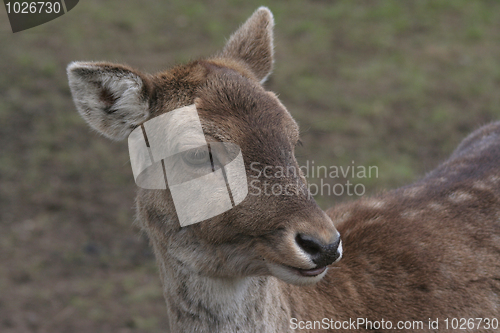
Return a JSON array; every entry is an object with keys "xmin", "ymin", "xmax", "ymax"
[
  {"xmin": 296, "ymin": 233, "xmax": 342, "ymax": 267},
  {"xmin": 295, "ymin": 233, "xmax": 323, "ymax": 256}
]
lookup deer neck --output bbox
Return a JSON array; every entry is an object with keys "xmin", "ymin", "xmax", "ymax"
[{"xmin": 155, "ymin": 247, "xmax": 292, "ymax": 333}]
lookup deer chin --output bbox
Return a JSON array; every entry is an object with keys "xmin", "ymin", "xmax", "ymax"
[{"xmin": 266, "ymin": 261, "xmax": 329, "ymax": 285}]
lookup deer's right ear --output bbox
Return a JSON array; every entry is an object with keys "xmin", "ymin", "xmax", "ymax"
[
  {"xmin": 67, "ymin": 62, "xmax": 151, "ymax": 140},
  {"xmin": 221, "ymin": 7, "xmax": 274, "ymax": 83}
]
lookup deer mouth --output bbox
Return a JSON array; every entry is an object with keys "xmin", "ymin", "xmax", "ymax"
[
  {"xmin": 289, "ymin": 265, "xmax": 327, "ymax": 277},
  {"xmin": 266, "ymin": 261, "xmax": 329, "ymax": 285},
  {"xmin": 295, "ymin": 266, "xmax": 327, "ymax": 277}
]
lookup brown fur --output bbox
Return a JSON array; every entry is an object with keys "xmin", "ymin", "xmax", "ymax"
[{"xmin": 67, "ymin": 7, "xmax": 500, "ymax": 333}]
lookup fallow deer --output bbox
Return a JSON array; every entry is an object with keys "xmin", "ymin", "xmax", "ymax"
[{"xmin": 67, "ymin": 7, "xmax": 500, "ymax": 332}]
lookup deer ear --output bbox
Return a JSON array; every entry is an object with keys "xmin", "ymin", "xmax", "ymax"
[
  {"xmin": 67, "ymin": 62, "xmax": 151, "ymax": 140},
  {"xmin": 221, "ymin": 6, "xmax": 274, "ymax": 83}
]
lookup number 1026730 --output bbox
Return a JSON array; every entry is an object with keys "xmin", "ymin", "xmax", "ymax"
[
  {"xmin": 5, "ymin": 1, "xmax": 62, "ymax": 14},
  {"xmin": 443, "ymin": 318, "xmax": 498, "ymax": 330}
]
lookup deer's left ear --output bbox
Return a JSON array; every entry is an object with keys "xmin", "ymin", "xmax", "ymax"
[
  {"xmin": 67, "ymin": 62, "xmax": 151, "ymax": 140},
  {"xmin": 221, "ymin": 7, "xmax": 274, "ymax": 83}
]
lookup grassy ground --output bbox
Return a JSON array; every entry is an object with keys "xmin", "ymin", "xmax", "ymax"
[{"xmin": 1, "ymin": 0, "xmax": 500, "ymax": 332}]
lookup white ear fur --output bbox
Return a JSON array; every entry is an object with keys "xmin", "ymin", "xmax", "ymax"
[
  {"xmin": 67, "ymin": 62, "xmax": 150, "ymax": 140},
  {"xmin": 221, "ymin": 7, "xmax": 275, "ymax": 83}
]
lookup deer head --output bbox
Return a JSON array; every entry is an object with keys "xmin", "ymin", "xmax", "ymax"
[{"xmin": 67, "ymin": 7, "xmax": 342, "ymax": 286}]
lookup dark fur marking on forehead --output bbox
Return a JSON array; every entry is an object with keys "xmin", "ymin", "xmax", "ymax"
[
  {"xmin": 197, "ymin": 69, "xmax": 297, "ymax": 131},
  {"xmin": 194, "ymin": 69, "xmax": 300, "ymax": 167}
]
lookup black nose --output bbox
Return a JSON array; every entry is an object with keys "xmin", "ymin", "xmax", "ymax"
[{"xmin": 295, "ymin": 233, "xmax": 342, "ymax": 267}]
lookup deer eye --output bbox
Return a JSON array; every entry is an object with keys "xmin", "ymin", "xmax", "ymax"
[{"xmin": 182, "ymin": 147, "xmax": 210, "ymax": 166}]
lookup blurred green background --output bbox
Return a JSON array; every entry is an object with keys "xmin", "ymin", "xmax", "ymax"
[{"xmin": 1, "ymin": 0, "xmax": 500, "ymax": 332}]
